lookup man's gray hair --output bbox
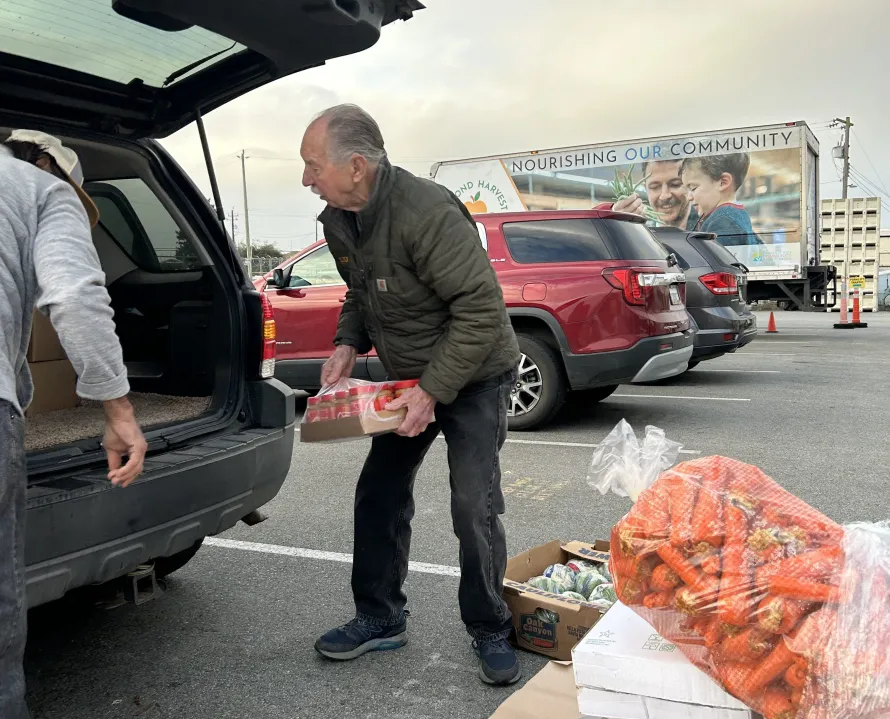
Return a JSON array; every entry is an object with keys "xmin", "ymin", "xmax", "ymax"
[{"xmin": 314, "ymin": 104, "xmax": 387, "ymax": 167}]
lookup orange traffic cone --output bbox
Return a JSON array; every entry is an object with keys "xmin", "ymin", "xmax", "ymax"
[
  {"xmin": 852, "ymin": 288, "xmax": 868, "ymax": 328},
  {"xmin": 766, "ymin": 311, "xmax": 778, "ymax": 334},
  {"xmin": 834, "ymin": 286, "xmax": 854, "ymax": 329}
]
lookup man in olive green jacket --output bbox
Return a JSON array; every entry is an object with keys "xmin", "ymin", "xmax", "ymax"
[{"xmin": 301, "ymin": 104, "xmax": 522, "ymax": 685}]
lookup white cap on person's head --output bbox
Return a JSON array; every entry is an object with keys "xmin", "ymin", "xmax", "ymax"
[{"xmin": 5, "ymin": 129, "xmax": 100, "ymax": 227}]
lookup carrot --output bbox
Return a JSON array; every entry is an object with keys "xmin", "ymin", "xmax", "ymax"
[
  {"xmin": 755, "ymin": 546, "xmax": 843, "ymax": 589},
  {"xmin": 742, "ymin": 640, "xmax": 798, "ymax": 695},
  {"xmin": 767, "ymin": 576, "xmax": 842, "ymax": 604},
  {"xmin": 703, "ymin": 616, "xmax": 729, "ymax": 647},
  {"xmin": 669, "ymin": 474, "xmax": 699, "ymax": 548},
  {"xmin": 784, "ymin": 657, "xmax": 808, "ymax": 690},
  {"xmin": 745, "ymin": 609, "xmax": 834, "ymax": 696},
  {"xmin": 690, "ymin": 474, "xmax": 725, "ymax": 547},
  {"xmin": 717, "ymin": 661, "xmax": 756, "ymax": 705},
  {"xmin": 650, "ymin": 564, "xmax": 681, "ymax": 592},
  {"xmin": 761, "ymin": 687, "xmax": 797, "ymax": 719},
  {"xmin": 702, "ymin": 552, "xmax": 721, "ymax": 575},
  {"xmin": 748, "ymin": 527, "xmax": 786, "ymax": 565},
  {"xmin": 627, "ymin": 553, "xmax": 657, "ymax": 582},
  {"xmin": 616, "ymin": 576, "xmax": 646, "ymax": 606},
  {"xmin": 656, "ymin": 544, "xmax": 702, "ymax": 588},
  {"xmin": 717, "ymin": 625, "xmax": 773, "ymax": 662},
  {"xmin": 718, "ymin": 502, "xmax": 755, "ymax": 626},
  {"xmin": 643, "ymin": 589, "xmax": 674, "ymax": 609},
  {"xmin": 633, "ymin": 481, "xmax": 671, "ymax": 545},
  {"xmin": 790, "ymin": 685, "xmax": 803, "ymax": 708},
  {"xmin": 757, "ymin": 596, "xmax": 812, "ymax": 635}
]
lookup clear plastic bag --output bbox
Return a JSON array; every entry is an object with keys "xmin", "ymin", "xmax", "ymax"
[
  {"xmin": 590, "ymin": 420, "xmax": 890, "ymax": 719},
  {"xmin": 587, "ymin": 418, "xmax": 684, "ymax": 501},
  {"xmin": 300, "ymin": 377, "xmax": 414, "ymax": 442}
]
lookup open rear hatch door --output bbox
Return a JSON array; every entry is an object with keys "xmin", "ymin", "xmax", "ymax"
[{"xmin": 0, "ymin": 0, "xmax": 423, "ymax": 138}]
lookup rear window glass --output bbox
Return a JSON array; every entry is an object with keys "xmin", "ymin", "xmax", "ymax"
[
  {"xmin": 694, "ymin": 237, "xmax": 745, "ymax": 268},
  {"xmin": 657, "ymin": 239, "xmax": 708, "ymax": 270},
  {"xmin": 502, "ymin": 220, "xmax": 611, "ymax": 264},
  {"xmin": 88, "ymin": 178, "xmax": 203, "ymax": 272},
  {"xmin": 1, "ymin": 0, "xmax": 243, "ymax": 88},
  {"xmin": 600, "ymin": 220, "xmax": 669, "ymax": 261}
]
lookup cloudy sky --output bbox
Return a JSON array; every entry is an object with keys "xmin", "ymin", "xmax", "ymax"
[{"xmin": 159, "ymin": 0, "xmax": 890, "ymax": 255}]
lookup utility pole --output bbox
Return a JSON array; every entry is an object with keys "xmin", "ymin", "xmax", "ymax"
[
  {"xmin": 229, "ymin": 207, "xmax": 237, "ymax": 240},
  {"xmin": 239, "ymin": 150, "xmax": 252, "ymax": 265},
  {"xmin": 833, "ymin": 117, "xmax": 853, "ymax": 200},
  {"xmin": 315, "ymin": 213, "xmax": 318, "ymax": 242}
]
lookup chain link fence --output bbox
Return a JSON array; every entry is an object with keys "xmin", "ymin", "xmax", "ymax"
[{"xmin": 242, "ymin": 257, "xmax": 281, "ymax": 278}]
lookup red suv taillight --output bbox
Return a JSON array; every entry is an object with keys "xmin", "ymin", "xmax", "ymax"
[
  {"xmin": 604, "ymin": 268, "xmax": 646, "ymax": 305},
  {"xmin": 700, "ymin": 272, "xmax": 739, "ymax": 296},
  {"xmin": 261, "ymin": 294, "xmax": 276, "ymax": 378}
]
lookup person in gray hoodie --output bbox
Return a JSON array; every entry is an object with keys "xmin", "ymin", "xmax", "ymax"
[{"xmin": 0, "ymin": 130, "xmax": 147, "ymax": 719}]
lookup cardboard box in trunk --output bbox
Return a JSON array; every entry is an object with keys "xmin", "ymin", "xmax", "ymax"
[
  {"xmin": 26, "ymin": 360, "xmax": 77, "ymax": 417},
  {"xmin": 299, "ymin": 408, "xmax": 406, "ymax": 443},
  {"xmin": 27, "ymin": 310, "xmax": 66, "ymax": 363},
  {"xmin": 503, "ymin": 540, "xmax": 611, "ymax": 661}
]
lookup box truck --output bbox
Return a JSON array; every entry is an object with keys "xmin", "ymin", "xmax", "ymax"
[{"xmin": 431, "ymin": 121, "xmax": 836, "ymax": 310}]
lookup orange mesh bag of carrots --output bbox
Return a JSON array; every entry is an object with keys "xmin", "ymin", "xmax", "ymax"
[{"xmin": 588, "ymin": 420, "xmax": 890, "ymax": 719}]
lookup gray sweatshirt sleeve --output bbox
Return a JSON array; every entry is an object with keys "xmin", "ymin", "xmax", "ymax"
[{"xmin": 33, "ymin": 181, "xmax": 130, "ymax": 401}]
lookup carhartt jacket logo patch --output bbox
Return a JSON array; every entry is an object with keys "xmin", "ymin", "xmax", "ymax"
[{"xmin": 376, "ymin": 279, "xmax": 388, "ymax": 292}]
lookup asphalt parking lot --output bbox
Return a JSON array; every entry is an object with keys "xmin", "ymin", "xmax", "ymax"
[{"xmin": 23, "ymin": 312, "xmax": 890, "ymax": 719}]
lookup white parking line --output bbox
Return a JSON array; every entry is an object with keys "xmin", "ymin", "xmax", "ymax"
[
  {"xmin": 613, "ymin": 393, "xmax": 750, "ymax": 402},
  {"xmin": 697, "ymin": 369, "xmax": 780, "ymax": 374},
  {"xmin": 294, "ymin": 427, "xmax": 700, "ymax": 452},
  {"xmin": 501, "ymin": 437, "xmax": 699, "ymax": 454},
  {"xmin": 733, "ymin": 352, "xmax": 796, "ymax": 356},
  {"xmin": 205, "ymin": 537, "xmax": 461, "ymax": 577}
]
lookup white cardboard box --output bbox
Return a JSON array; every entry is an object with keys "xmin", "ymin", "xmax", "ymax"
[
  {"xmin": 572, "ymin": 601, "xmax": 752, "ymax": 718},
  {"xmin": 578, "ymin": 686, "xmax": 750, "ymax": 719}
]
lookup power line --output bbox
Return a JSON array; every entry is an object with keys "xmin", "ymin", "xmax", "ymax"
[
  {"xmin": 849, "ymin": 165, "xmax": 890, "ymax": 203},
  {"xmin": 851, "ymin": 129, "xmax": 889, "ymax": 196}
]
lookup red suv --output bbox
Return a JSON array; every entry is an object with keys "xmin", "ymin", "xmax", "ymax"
[{"xmin": 256, "ymin": 210, "xmax": 693, "ymax": 429}]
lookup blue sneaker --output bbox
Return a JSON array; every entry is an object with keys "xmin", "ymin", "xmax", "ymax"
[
  {"xmin": 314, "ymin": 617, "xmax": 408, "ymax": 661},
  {"xmin": 473, "ymin": 637, "xmax": 521, "ymax": 685}
]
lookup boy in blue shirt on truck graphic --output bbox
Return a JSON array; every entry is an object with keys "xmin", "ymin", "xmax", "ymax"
[{"xmin": 680, "ymin": 153, "xmax": 763, "ymax": 246}]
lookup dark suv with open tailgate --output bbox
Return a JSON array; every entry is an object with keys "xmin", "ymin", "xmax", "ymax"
[{"xmin": 1, "ymin": 0, "xmax": 421, "ymax": 607}]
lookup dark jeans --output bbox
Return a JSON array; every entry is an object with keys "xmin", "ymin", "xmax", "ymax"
[
  {"xmin": 351, "ymin": 370, "xmax": 514, "ymax": 641},
  {"xmin": 0, "ymin": 403, "xmax": 30, "ymax": 718}
]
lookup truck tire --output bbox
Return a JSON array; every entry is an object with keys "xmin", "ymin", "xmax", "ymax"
[
  {"xmin": 152, "ymin": 538, "xmax": 204, "ymax": 579},
  {"xmin": 509, "ymin": 334, "xmax": 566, "ymax": 431}
]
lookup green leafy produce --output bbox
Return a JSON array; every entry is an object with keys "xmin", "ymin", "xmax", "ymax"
[{"xmin": 608, "ymin": 165, "xmax": 663, "ymax": 224}]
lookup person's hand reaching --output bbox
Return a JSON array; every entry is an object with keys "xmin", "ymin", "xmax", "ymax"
[
  {"xmin": 102, "ymin": 397, "xmax": 147, "ymax": 487},
  {"xmin": 612, "ymin": 193, "xmax": 645, "ymax": 217},
  {"xmin": 321, "ymin": 345, "xmax": 357, "ymax": 386}
]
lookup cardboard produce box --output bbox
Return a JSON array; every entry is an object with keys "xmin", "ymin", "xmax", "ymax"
[
  {"xmin": 27, "ymin": 310, "xmax": 66, "ymax": 363},
  {"xmin": 299, "ymin": 408, "xmax": 405, "ymax": 442},
  {"xmin": 299, "ymin": 379, "xmax": 417, "ymax": 443},
  {"xmin": 503, "ymin": 540, "xmax": 611, "ymax": 661},
  {"xmin": 572, "ymin": 601, "xmax": 752, "ymax": 719},
  {"xmin": 26, "ymin": 360, "xmax": 77, "ymax": 417}
]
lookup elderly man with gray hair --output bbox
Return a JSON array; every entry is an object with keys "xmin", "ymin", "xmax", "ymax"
[{"xmin": 301, "ymin": 104, "xmax": 522, "ymax": 685}]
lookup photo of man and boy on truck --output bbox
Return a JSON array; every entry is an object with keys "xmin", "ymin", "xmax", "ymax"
[{"xmin": 500, "ymin": 135, "xmax": 805, "ymax": 270}]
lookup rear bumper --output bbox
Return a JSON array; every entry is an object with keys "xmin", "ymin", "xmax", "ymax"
[
  {"xmin": 632, "ymin": 343, "xmax": 694, "ymax": 383},
  {"xmin": 25, "ymin": 379, "xmax": 295, "ymax": 608},
  {"xmin": 689, "ymin": 307, "xmax": 757, "ymax": 361},
  {"xmin": 563, "ymin": 330, "xmax": 695, "ymax": 390}
]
